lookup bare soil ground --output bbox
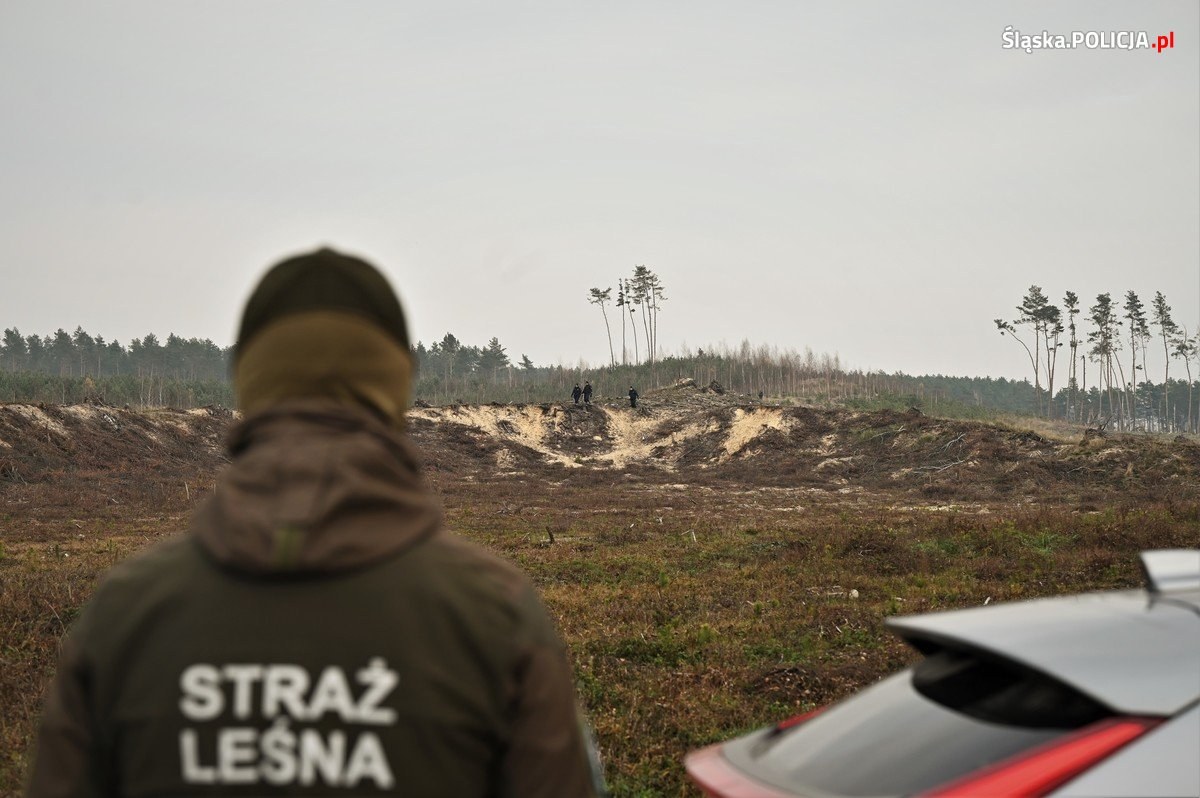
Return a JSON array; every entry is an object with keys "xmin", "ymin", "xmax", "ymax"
[
  {"xmin": 406, "ymin": 380, "xmax": 1200, "ymax": 506},
  {"xmin": 2, "ymin": 384, "xmax": 1198, "ymax": 795}
]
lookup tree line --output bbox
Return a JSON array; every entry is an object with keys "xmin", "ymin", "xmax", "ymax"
[
  {"xmin": 2, "ymin": 326, "xmax": 230, "ymax": 381},
  {"xmin": 3, "ymin": 318, "xmax": 1198, "ymax": 433},
  {"xmin": 996, "ymin": 287, "xmax": 1198, "ymax": 432},
  {"xmin": 1, "ymin": 327, "xmax": 233, "ymax": 406}
]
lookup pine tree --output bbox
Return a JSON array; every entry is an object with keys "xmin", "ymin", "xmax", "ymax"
[
  {"xmin": 25, "ymin": 335, "xmax": 46, "ymax": 372},
  {"xmin": 51, "ymin": 329, "xmax": 74, "ymax": 377},
  {"xmin": 616, "ymin": 279, "xmax": 628, "ymax": 365},
  {"xmin": 1150, "ymin": 292, "xmax": 1179, "ymax": 429},
  {"xmin": 996, "ymin": 286, "xmax": 1052, "ymax": 414},
  {"xmin": 1170, "ymin": 329, "xmax": 1197, "ymax": 433},
  {"xmin": 647, "ymin": 270, "xmax": 666, "ymax": 365},
  {"xmin": 478, "ymin": 337, "xmax": 510, "ymax": 378},
  {"xmin": 439, "ymin": 333, "xmax": 461, "ymax": 379},
  {"xmin": 1087, "ymin": 294, "xmax": 1121, "ymax": 427},
  {"xmin": 72, "ymin": 326, "xmax": 95, "ymax": 377},
  {"xmin": 1122, "ymin": 291, "xmax": 1150, "ymax": 428},
  {"xmin": 2, "ymin": 328, "xmax": 26, "ymax": 372},
  {"xmin": 1039, "ymin": 302, "xmax": 1062, "ymax": 418},
  {"xmin": 629, "ymin": 266, "xmax": 653, "ymax": 363},
  {"xmin": 587, "ymin": 287, "xmax": 616, "ymax": 366},
  {"xmin": 93, "ymin": 335, "xmax": 106, "ymax": 377},
  {"xmin": 1063, "ymin": 292, "xmax": 1080, "ymax": 422}
]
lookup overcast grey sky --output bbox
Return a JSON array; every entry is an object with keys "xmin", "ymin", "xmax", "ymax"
[{"xmin": 1, "ymin": 1, "xmax": 1196, "ymax": 381}]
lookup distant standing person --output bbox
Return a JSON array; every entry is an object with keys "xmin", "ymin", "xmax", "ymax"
[
  {"xmin": 628, "ymin": 386, "xmax": 638, "ymax": 409},
  {"xmin": 572, "ymin": 383, "xmax": 582, "ymax": 405},
  {"xmin": 583, "ymin": 381, "xmax": 593, "ymax": 405}
]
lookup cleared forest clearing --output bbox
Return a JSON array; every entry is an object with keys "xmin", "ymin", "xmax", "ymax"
[{"xmin": 2, "ymin": 387, "xmax": 1198, "ymax": 795}]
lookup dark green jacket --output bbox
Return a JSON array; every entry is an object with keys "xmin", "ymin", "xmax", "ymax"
[{"xmin": 29, "ymin": 403, "xmax": 598, "ymax": 797}]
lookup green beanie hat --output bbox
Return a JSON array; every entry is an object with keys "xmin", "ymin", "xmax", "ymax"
[{"xmin": 236, "ymin": 247, "xmax": 410, "ymax": 358}]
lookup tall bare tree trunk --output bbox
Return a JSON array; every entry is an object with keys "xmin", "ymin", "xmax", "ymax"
[{"xmin": 630, "ymin": 310, "xmax": 639, "ymax": 364}]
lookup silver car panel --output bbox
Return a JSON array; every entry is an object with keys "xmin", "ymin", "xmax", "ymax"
[
  {"xmin": 1049, "ymin": 701, "xmax": 1200, "ymax": 798},
  {"xmin": 886, "ymin": 588, "xmax": 1200, "ymax": 715},
  {"xmin": 1141, "ymin": 549, "xmax": 1200, "ymax": 594}
]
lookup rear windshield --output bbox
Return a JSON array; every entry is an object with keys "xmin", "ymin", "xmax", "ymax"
[{"xmin": 725, "ymin": 651, "xmax": 1112, "ymax": 797}]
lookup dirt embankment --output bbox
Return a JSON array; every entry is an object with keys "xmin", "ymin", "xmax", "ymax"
[
  {"xmin": 0, "ymin": 404, "xmax": 231, "ymax": 522},
  {"xmin": 3, "ymin": 382, "xmax": 1198, "ymax": 506},
  {"xmin": 406, "ymin": 383, "xmax": 1200, "ymax": 504}
]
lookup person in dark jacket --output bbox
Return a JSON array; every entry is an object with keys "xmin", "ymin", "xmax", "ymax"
[
  {"xmin": 628, "ymin": 386, "xmax": 638, "ymax": 408},
  {"xmin": 582, "ymin": 381, "xmax": 593, "ymax": 405},
  {"xmin": 28, "ymin": 247, "xmax": 602, "ymax": 798},
  {"xmin": 572, "ymin": 384, "xmax": 582, "ymax": 405}
]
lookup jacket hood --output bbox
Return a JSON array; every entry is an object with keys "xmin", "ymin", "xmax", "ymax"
[{"xmin": 190, "ymin": 401, "xmax": 442, "ymax": 575}]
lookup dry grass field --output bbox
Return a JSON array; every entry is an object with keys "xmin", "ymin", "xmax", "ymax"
[{"xmin": 2, "ymin": 388, "xmax": 1198, "ymax": 796}]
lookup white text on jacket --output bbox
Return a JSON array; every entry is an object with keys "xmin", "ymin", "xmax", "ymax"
[{"xmin": 178, "ymin": 659, "xmax": 399, "ymax": 788}]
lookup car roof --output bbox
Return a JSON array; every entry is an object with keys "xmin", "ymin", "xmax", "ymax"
[{"xmin": 886, "ymin": 586, "xmax": 1200, "ymax": 715}]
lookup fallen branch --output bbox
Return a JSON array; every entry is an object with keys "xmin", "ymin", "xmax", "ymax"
[
  {"xmin": 941, "ymin": 433, "xmax": 966, "ymax": 450},
  {"xmin": 916, "ymin": 458, "xmax": 968, "ymax": 473},
  {"xmin": 868, "ymin": 425, "xmax": 905, "ymax": 441}
]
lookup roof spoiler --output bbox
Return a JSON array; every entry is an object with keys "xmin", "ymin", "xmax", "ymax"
[{"xmin": 1140, "ymin": 549, "xmax": 1200, "ymax": 595}]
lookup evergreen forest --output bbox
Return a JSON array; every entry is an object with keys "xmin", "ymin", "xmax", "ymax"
[{"xmin": 3, "ymin": 315, "xmax": 1198, "ymax": 434}]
